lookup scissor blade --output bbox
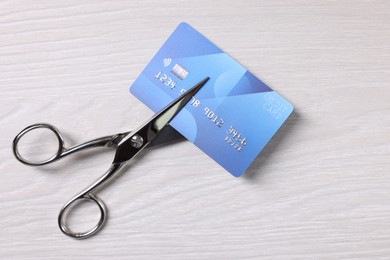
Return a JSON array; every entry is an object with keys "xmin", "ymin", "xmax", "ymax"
[{"xmin": 113, "ymin": 77, "xmax": 209, "ymax": 164}]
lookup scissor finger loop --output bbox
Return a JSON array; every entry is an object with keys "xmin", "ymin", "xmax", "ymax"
[
  {"xmin": 58, "ymin": 193, "xmax": 107, "ymax": 239},
  {"xmin": 13, "ymin": 123, "xmax": 65, "ymax": 166}
]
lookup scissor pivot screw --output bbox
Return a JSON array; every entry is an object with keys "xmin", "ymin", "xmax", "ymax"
[{"xmin": 130, "ymin": 134, "xmax": 144, "ymax": 148}]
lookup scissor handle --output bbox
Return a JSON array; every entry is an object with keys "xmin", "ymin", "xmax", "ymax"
[
  {"xmin": 13, "ymin": 123, "xmax": 65, "ymax": 166},
  {"xmin": 13, "ymin": 123, "xmax": 124, "ymax": 166},
  {"xmin": 58, "ymin": 192, "xmax": 107, "ymax": 239},
  {"xmin": 58, "ymin": 162, "xmax": 124, "ymax": 239}
]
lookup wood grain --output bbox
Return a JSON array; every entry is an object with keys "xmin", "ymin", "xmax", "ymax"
[{"xmin": 1, "ymin": 1, "xmax": 389, "ymax": 259}]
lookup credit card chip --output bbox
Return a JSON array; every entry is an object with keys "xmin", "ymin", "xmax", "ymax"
[{"xmin": 171, "ymin": 63, "xmax": 189, "ymax": 80}]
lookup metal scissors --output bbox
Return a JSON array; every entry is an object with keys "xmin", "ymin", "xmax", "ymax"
[{"xmin": 12, "ymin": 77, "xmax": 209, "ymax": 239}]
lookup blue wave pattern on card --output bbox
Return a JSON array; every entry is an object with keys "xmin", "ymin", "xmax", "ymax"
[{"xmin": 130, "ymin": 22, "xmax": 293, "ymax": 177}]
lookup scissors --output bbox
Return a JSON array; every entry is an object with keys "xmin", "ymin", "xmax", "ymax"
[{"xmin": 12, "ymin": 77, "xmax": 209, "ymax": 239}]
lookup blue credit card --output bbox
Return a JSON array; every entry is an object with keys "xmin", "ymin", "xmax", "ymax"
[{"xmin": 130, "ymin": 22, "xmax": 293, "ymax": 177}]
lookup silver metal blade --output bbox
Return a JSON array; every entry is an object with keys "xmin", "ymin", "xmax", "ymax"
[{"xmin": 113, "ymin": 77, "xmax": 209, "ymax": 164}]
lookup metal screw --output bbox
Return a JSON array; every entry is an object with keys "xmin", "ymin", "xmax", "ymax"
[{"xmin": 130, "ymin": 134, "xmax": 144, "ymax": 148}]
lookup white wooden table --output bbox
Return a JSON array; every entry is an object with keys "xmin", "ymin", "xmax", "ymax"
[{"xmin": 1, "ymin": 1, "xmax": 389, "ymax": 259}]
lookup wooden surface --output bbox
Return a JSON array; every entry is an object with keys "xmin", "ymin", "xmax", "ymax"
[{"xmin": 1, "ymin": 1, "xmax": 389, "ymax": 259}]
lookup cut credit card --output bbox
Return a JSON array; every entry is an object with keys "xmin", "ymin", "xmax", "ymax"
[{"xmin": 130, "ymin": 22, "xmax": 293, "ymax": 177}]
